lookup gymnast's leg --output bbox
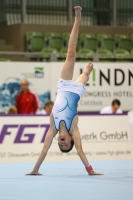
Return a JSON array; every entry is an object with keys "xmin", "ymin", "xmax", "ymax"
[
  {"xmin": 60, "ymin": 6, "xmax": 82, "ymax": 80},
  {"xmin": 76, "ymin": 62, "xmax": 94, "ymax": 85}
]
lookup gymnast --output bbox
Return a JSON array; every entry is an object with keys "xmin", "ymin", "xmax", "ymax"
[{"xmin": 27, "ymin": 6, "xmax": 103, "ymax": 176}]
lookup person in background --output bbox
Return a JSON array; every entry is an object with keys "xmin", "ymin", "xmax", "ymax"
[
  {"xmin": 100, "ymin": 99, "xmax": 123, "ymax": 114},
  {"xmin": 36, "ymin": 101, "xmax": 54, "ymax": 115},
  {"xmin": 8, "ymin": 106, "xmax": 18, "ymax": 114},
  {"xmin": 16, "ymin": 79, "xmax": 38, "ymax": 114}
]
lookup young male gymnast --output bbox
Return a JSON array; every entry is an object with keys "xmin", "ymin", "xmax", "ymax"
[{"xmin": 27, "ymin": 6, "xmax": 103, "ymax": 176}]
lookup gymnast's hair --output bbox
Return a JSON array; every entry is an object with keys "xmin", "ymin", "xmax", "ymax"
[{"xmin": 58, "ymin": 140, "xmax": 74, "ymax": 153}]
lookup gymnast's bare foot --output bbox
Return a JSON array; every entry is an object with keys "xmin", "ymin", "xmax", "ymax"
[
  {"xmin": 89, "ymin": 171, "xmax": 104, "ymax": 176},
  {"xmin": 74, "ymin": 6, "xmax": 82, "ymax": 19},
  {"xmin": 25, "ymin": 172, "xmax": 42, "ymax": 176},
  {"xmin": 86, "ymin": 62, "xmax": 93, "ymax": 75}
]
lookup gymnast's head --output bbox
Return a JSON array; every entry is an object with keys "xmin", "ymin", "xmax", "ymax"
[{"xmin": 58, "ymin": 121, "xmax": 74, "ymax": 153}]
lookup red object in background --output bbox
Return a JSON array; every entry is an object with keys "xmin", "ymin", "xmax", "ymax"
[{"xmin": 16, "ymin": 91, "xmax": 38, "ymax": 114}]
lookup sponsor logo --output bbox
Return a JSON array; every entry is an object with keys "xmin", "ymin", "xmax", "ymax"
[
  {"xmin": 79, "ymin": 68, "xmax": 133, "ymax": 108},
  {"xmin": 21, "ymin": 67, "xmax": 44, "ymax": 79},
  {"xmin": 34, "ymin": 67, "xmax": 44, "ymax": 78},
  {"xmin": 0, "ymin": 124, "xmax": 49, "ymax": 144}
]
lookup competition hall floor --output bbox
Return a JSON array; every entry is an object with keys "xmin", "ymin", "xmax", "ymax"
[{"xmin": 0, "ymin": 160, "xmax": 133, "ymax": 200}]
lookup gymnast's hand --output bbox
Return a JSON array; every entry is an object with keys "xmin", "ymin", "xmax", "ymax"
[
  {"xmin": 25, "ymin": 172, "xmax": 43, "ymax": 176},
  {"xmin": 89, "ymin": 171, "xmax": 104, "ymax": 176}
]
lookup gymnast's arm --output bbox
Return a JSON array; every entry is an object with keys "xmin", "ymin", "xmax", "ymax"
[
  {"xmin": 71, "ymin": 124, "xmax": 90, "ymax": 168},
  {"xmin": 26, "ymin": 122, "xmax": 57, "ymax": 175},
  {"xmin": 71, "ymin": 116, "xmax": 103, "ymax": 175}
]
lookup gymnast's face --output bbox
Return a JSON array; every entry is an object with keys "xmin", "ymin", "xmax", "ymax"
[{"xmin": 58, "ymin": 133, "xmax": 72, "ymax": 151}]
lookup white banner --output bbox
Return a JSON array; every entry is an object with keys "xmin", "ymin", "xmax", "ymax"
[
  {"xmin": 51, "ymin": 62, "xmax": 133, "ymax": 112},
  {"xmin": 0, "ymin": 62, "xmax": 133, "ymax": 112},
  {"xmin": 0, "ymin": 115, "xmax": 132, "ymax": 163},
  {"xmin": 0, "ymin": 62, "xmax": 50, "ymax": 112}
]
